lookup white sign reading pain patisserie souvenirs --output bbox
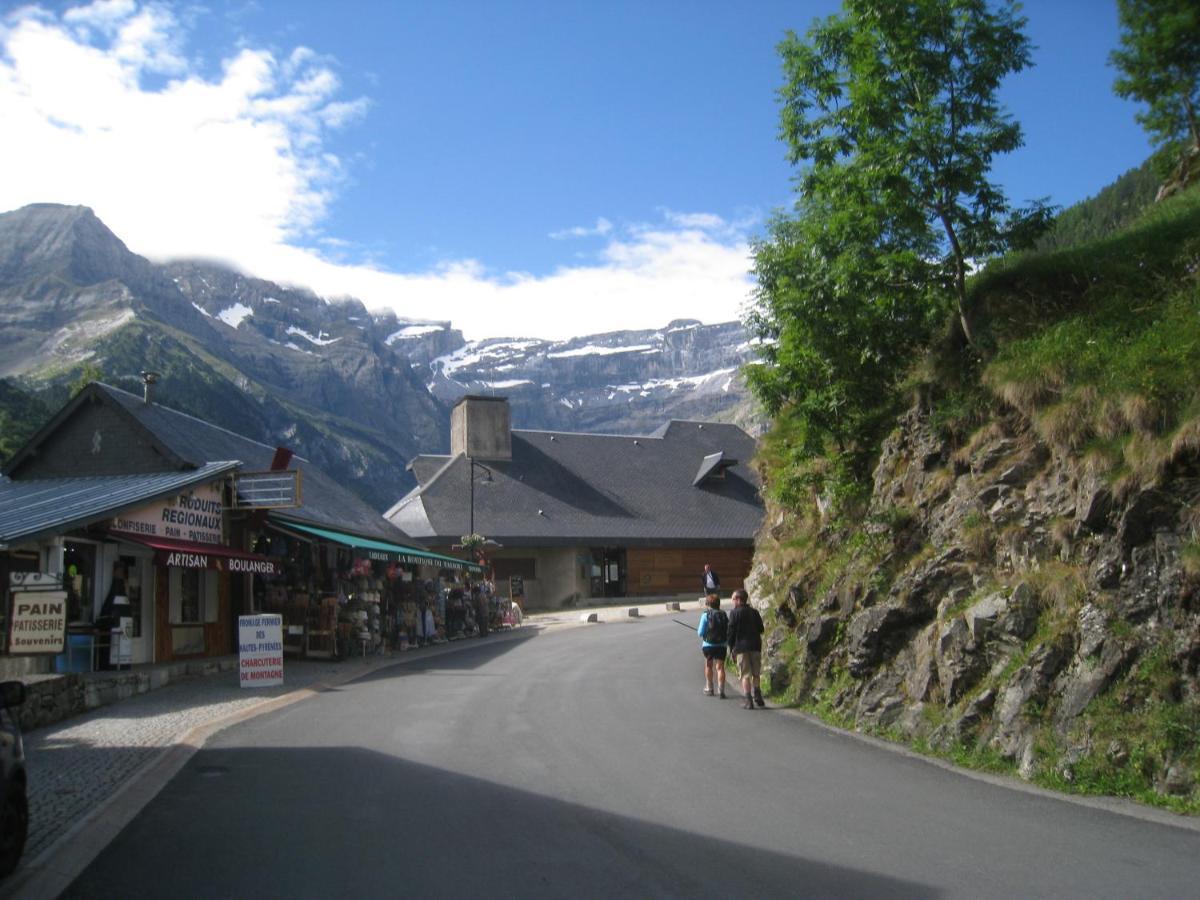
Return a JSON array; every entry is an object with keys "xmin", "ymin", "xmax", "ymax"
[{"xmin": 111, "ymin": 482, "xmax": 224, "ymax": 544}]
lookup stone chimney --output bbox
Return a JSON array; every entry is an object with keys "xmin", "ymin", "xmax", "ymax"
[{"xmin": 451, "ymin": 395, "xmax": 512, "ymax": 461}]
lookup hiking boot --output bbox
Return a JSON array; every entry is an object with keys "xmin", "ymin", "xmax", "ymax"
[
  {"xmin": 703, "ymin": 684, "xmax": 714, "ymax": 696},
  {"xmin": 742, "ymin": 696, "xmax": 754, "ymax": 709},
  {"xmin": 754, "ymin": 688, "xmax": 765, "ymax": 707},
  {"xmin": 718, "ymin": 688, "xmax": 726, "ymax": 699}
]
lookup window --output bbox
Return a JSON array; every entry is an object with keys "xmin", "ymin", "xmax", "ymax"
[
  {"xmin": 169, "ymin": 568, "xmax": 218, "ymax": 624},
  {"xmin": 180, "ymin": 571, "xmax": 201, "ymax": 623},
  {"xmin": 64, "ymin": 541, "xmax": 98, "ymax": 623}
]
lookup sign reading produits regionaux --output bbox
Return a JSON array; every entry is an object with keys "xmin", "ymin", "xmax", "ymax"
[{"xmin": 111, "ymin": 483, "xmax": 224, "ymax": 544}]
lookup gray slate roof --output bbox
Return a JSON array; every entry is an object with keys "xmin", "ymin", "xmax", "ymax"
[
  {"xmin": 91, "ymin": 384, "xmax": 412, "ymax": 543},
  {"xmin": 387, "ymin": 420, "xmax": 762, "ymax": 547},
  {"xmin": 5, "ymin": 383, "xmax": 412, "ymax": 545},
  {"xmin": 0, "ymin": 461, "xmax": 239, "ymax": 547}
]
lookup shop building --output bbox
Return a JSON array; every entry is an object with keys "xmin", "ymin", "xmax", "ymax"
[
  {"xmin": 1, "ymin": 382, "xmax": 482, "ymax": 677},
  {"xmin": 385, "ymin": 395, "xmax": 763, "ymax": 609}
]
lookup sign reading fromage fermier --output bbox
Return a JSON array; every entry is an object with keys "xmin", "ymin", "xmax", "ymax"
[{"xmin": 112, "ymin": 483, "xmax": 224, "ymax": 544}]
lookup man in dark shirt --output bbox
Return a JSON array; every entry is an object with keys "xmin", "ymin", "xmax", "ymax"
[
  {"xmin": 701, "ymin": 564, "xmax": 720, "ymax": 595},
  {"xmin": 726, "ymin": 588, "xmax": 765, "ymax": 709}
]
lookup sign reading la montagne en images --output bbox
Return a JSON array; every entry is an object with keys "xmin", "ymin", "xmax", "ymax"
[{"xmin": 111, "ymin": 483, "xmax": 224, "ymax": 545}]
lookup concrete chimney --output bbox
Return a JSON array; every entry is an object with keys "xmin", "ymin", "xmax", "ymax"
[
  {"xmin": 141, "ymin": 371, "xmax": 160, "ymax": 404},
  {"xmin": 451, "ymin": 395, "xmax": 512, "ymax": 461}
]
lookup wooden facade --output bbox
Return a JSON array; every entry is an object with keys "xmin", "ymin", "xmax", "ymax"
[{"xmin": 625, "ymin": 546, "xmax": 754, "ymax": 597}]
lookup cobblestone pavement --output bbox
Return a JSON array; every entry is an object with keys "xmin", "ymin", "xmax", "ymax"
[{"xmin": 8, "ymin": 598, "xmax": 695, "ymax": 894}]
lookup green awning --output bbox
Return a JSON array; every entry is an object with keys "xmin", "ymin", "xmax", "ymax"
[{"xmin": 277, "ymin": 521, "xmax": 484, "ymax": 573}]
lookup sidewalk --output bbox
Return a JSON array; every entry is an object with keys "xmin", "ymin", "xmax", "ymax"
[{"xmin": 4, "ymin": 597, "xmax": 702, "ymax": 898}]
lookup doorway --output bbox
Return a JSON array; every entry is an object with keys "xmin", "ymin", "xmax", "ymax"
[{"xmin": 590, "ymin": 547, "xmax": 626, "ymax": 598}]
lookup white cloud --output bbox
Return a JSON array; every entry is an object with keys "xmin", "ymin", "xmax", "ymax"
[
  {"xmin": 0, "ymin": 2, "xmax": 356, "ymax": 258},
  {"xmin": 0, "ymin": 2, "xmax": 755, "ymax": 342},
  {"xmin": 549, "ymin": 217, "xmax": 613, "ymax": 240}
]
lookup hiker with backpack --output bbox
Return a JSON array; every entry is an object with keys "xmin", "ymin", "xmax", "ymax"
[
  {"xmin": 697, "ymin": 593, "xmax": 728, "ymax": 698},
  {"xmin": 728, "ymin": 588, "xmax": 766, "ymax": 709}
]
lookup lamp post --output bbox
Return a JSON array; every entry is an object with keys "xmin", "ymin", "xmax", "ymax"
[{"xmin": 468, "ymin": 456, "xmax": 493, "ymax": 537}]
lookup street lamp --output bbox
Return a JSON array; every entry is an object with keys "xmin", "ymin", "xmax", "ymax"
[{"xmin": 468, "ymin": 456, "xmax": 493, "ymax": 538}]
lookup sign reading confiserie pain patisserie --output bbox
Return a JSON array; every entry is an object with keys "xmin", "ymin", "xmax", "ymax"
[{"xmin": 111, "ymin": 482, "xmax": 224, "ymax": 544}]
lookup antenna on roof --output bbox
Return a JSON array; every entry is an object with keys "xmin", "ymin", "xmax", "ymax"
[{"xmin": 140, "ymin": 371, "xmax": 160, "ymax": 404}]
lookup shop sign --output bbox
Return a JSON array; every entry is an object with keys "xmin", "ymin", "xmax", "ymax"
[
  {"xmin": 238, "ymin": 614, "xmax": 284, "ymax": 688},
  {"xmin": 7, "ymin": 573, "xmax": 67, "ymax": 655},
  {"xmin": 112, "ymin": 483, "xmax": 224, "ymax": 544},
  {"xmin": 156, "ymin": 550, "xmax": 282, "ymax": 576}
]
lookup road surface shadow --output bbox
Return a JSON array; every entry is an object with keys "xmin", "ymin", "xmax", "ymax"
[{"xmin": 59, "ymin": 745, "xmax": 936, "ymax": 899}]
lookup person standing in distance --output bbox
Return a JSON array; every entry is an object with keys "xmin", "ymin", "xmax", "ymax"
[
  {"xmin": 727, "ymin": 588, "xmax": 765, "ymax": 709},
  {"xmin": 697, "ymin": 593, "xmax": 728, "ymax": 698},
  {"xmin": 701, "ymin": 563, "xmax": 720, "ymax": 597}
]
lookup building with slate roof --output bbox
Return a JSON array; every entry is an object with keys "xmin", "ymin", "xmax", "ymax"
[
  {"xmin": 386, "ymin": 396, "xmax": 763, "ymax": 608},
  {"xmin": 1, "ymin": 382, "xmax": 474, "ymax": 675}
]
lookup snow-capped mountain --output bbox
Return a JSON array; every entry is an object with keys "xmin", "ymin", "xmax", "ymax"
[
  {"xmin": 0, "ymin": 203, "xmax": 762, "ymax": 510},
  {"xmin": 400, "ymin": 319, "xmax": 761, "ymax": 435}
]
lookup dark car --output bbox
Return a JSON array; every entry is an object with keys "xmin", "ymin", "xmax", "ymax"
[{"xmin": 0, "ymin": 681, "xmax": 27, "ymax": 877}]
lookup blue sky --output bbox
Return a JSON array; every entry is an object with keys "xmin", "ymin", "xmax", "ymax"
[{"xmin": 1, "ymin": 1, "xmax": 1153, "ymax": 340}]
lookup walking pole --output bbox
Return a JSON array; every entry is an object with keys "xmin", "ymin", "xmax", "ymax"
[{"xmin": 672, "ymin": 619, "xmax": 696, "ymax": 630}]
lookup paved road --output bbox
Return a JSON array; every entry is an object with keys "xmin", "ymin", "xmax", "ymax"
[{"xmin": 47, "ymin": 614, "xmax": 1200, "ymax": 897}]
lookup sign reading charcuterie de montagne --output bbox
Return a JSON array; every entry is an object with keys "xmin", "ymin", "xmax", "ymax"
[{"xmin": 112, "ymin": 483, "xmax": 224, "ymax": 544}]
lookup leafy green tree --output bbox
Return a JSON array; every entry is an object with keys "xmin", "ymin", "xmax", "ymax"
[
  {"xmin": 773, "ymin": 0, "xmax": 1048, "ymax": 347},
  {"xmin": 747, "ymin": 0, "xmax": 1047, "ymax": 488},
  {"xmin": 747, "ymin": 190, "xmax": 942, "ymax": 474},
  {"xmin": 1111, "ymin": 0, "xmax": 1200, "ymax": 177},
  {"xmin": 0, "ymin": 380, "xmax": 50, "ymax": 466},
  {"xmin": 68, "ymin": 361, "xmax": 104, "ymax": 397}
]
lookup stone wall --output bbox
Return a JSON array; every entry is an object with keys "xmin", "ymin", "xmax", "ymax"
[{"xmin": 13, "ymin": 657, "xmax": 238, "ymax": 732}]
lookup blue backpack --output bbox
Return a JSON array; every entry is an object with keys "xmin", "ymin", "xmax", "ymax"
[{"xmin": 704, "ymin": 609, "xmax": 728, "ymax": 644}]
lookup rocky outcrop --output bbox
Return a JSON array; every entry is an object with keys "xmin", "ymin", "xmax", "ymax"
[{"xmin": 750, "ymin": 404, "xmax": 1200, "ymax": 803}]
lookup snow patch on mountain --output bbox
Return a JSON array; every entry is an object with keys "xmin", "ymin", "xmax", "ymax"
[
  {"xmin": 547, "ymin": 343, "xmax": 654, "ymax": 359},
  {"xmin": 609, "ymin": 367, "xmax": 737, "ymax": 395},
  {"xmin": 386, "ymin": 323, "xmax": 445, "ymax": 345},
  {"xmin": 286, "ymin": 325, "xmax": 340, "ymax": 346},
  {"xmin": 217, "ymin": 303, "xmax": 253, "ymax": 329},
  {"xmin": 431, "ymin": 340, "xmax": 540, "ymax": 377}
]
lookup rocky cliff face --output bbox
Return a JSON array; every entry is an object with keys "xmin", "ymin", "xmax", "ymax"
[{"xmin": 751, "ymin": 402, "xmax": 1200, "ymax": 800}]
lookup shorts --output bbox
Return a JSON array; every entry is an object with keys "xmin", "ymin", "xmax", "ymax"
[
  {"xmin": 702, "ymin": 646, "xmax": 727, "ymax": 661},
  {"xmin": 735, "ymin": 651, "xmax": 761, "ymax": 679}
]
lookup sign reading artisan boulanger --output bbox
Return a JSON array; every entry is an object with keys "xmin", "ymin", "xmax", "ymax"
[
  {"xmin": 156, "ymin": 549, "xmax": 282, "ymax": 576},
  {"xmin": 111, "ymin": 482, "xmax": 224, "ymax": 544}
]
